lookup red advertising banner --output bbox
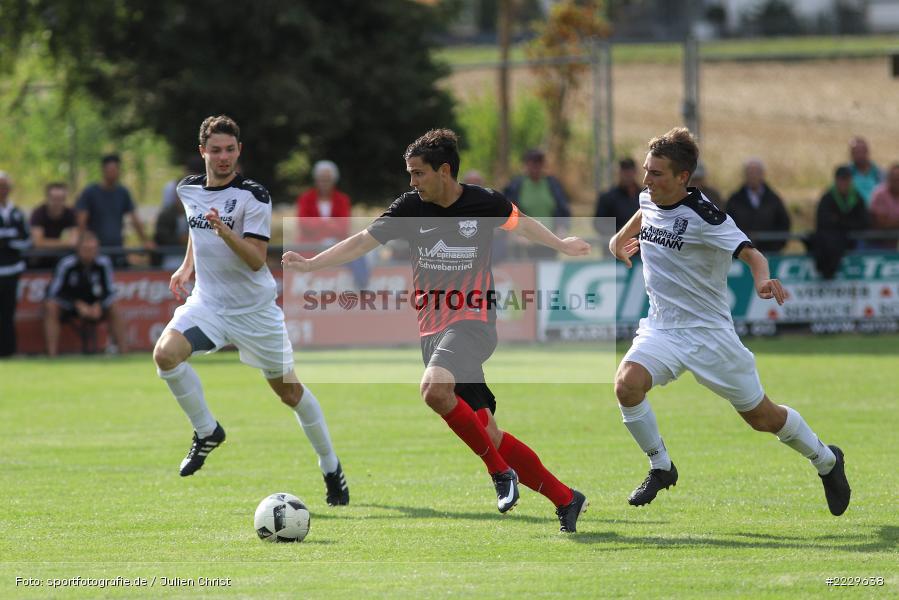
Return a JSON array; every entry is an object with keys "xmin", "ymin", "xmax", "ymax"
[{"xmin": 15, "ymin": 263, "xmax": 538, "ymax": 354}]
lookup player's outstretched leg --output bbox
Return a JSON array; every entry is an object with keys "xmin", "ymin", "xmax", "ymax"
[
  {"xmin": 741, "ymin": 398, "xmax": 850, "ymax": 516},
  {"xmin": 616, "ymin": 362, "xmax": 677, "ymax": 506},
  {"xmin": 269, "ymin": 375, "xmax": 348, "ymax": 506},
  {"xmin": 155, "ymin": 331, "xmax": 224, "ymax": 477},
  {"xmin": 476, "ymin": 409, "xmax": 587, "ymax": 531}
]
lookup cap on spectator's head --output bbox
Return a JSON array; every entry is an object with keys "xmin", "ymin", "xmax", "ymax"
[
  {"xmin": 523, "ymin": 148, "xmax": 545, "ymax": 163},
  {"xmin": 101, "ymin": 153, "xmax": 121, "ymax": 166},
  {"xmin": 618, "ymin": 158, "xmax": 636, "ymax": 170},
  {"xmin": 835, "ymin": 165, "xmax": 852, "ymax": 180}
]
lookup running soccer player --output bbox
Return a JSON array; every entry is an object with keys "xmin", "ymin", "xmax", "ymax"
[
  {"xmin": 283, "ymin": 129, "xmax": 591, "ymax": 532},
  {"xmin": 153, "ymin": 115, "xmax": 349, "ymax": 506},
  {"xmin": 609, "ymin": 127, "xmax": 850, "ymax": 515}
]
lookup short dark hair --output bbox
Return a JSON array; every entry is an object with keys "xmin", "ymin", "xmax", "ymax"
[
  {"xmin": 45, "ymin": 182, "xmax": 67, "ymax": 195},
  {"xmin": 404, "ymin": 129, "xmax": 461, "ymax": 179},
  {"xmin": 199, "ymin": 115, "xmax": 241, "ymax": 147},
  {"xmin": 648, "ymin": 127, "xmax": 699, "ymax": 178},
  {"xmin": 618, "ymin": 158, "xmax": 636, "ymax": 170},
  {"xmin": 101, "ymin": 154, "xmax": 121, "ymax": 166},
  {"xmin": 835, "ymin": 165, "xmax": 852, "ymax": 180}
]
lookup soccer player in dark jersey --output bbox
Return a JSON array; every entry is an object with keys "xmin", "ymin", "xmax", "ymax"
[{"xmin": 283, "ymin": 129, "xmax": 592, "ymax": 532}]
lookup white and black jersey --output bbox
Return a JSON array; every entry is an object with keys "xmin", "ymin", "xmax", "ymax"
[
  {"xmin": 177, "ymin": 174, "xmax": 276, "ymax": 315},
  {"xmin": 0, "ymin": 203, "xmax": 31, "ymax": 277},
  {"xmin": 46, "ymin": 254, "xmax": 116, "ymax": 310},
  {"xmin": 638, "ymin": 187, "xmax": 752, "ymax": 329}
]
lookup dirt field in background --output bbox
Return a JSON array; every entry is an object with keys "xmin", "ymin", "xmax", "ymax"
[{"xmin": 446, "ymin": 58, "xmax": 899, "ymax": 227}]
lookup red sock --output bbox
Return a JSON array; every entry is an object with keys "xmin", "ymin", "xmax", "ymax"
[
  {"xmin": 442, "ymin": 397, "xmax": 509, "ymax": 475},
  {"xmin": 497, "ymin": 431, "xmax": 574, "ymax": 508}
]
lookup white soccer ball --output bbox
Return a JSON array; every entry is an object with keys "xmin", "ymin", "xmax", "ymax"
[{"xmin": 254, "ymin": 493, "xmax": 310, "ymax": 542}]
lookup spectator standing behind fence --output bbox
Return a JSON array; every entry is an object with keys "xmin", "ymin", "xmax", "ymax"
[
  {"xmin": 808, "ymin": 166, "xmax": 869, "ymax": 280},
  {"xmin": 725, "ymin": 158, "xmax": 791, "ymax": 253},
  {"xmin": 44, "ymin": 232, "xmax": 127, "ymax": 356},
  {"xmin": 76, "ymin": 154, "xmax": 153, "ymax": 266},
  {"xmin": 296, "ymin": 160, "xmax": 369, "ymax": 288},
  {"xmin": 868, "ymin": 163, "xmax": 899, "ymax": 251},
  {"xmin": 846, "ymin": 136, "xmax": 882, "ymax": 207},
  {"xmin": 594, "ymin": 158, "xmax": 641, "ymax": 234},
  {"xmin": 504, "ymin": 148, "xmax": 571, "ymax": 258},
  {"xmin": 29, "ymin": 182, "xmax": 77, "ymax": 269},
  {"xmin": 690, "ymin": 161, "xmax": 725, "ymax": 210},
  {"xmin": 0, "ymin": 171, "xmax": 31, "ymax": 358}
]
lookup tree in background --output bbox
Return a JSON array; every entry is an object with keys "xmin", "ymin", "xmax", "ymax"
[
  {"xmin": 526, "ymin": 0, "xmax": 609, "ymax": 166},
  {"xmin": 0, "ymin": 0, "xmax": 457, "ymax": 203}
]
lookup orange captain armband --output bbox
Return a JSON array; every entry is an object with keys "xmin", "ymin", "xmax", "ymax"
[{"xmin": 500, "ymin": 204, "xmax": 520, "ymax": 231}]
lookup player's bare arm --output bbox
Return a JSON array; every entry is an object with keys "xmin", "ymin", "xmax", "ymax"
[
  {"xmin": 282, "ymin": 230, "xmax": 380, "ymax": 273},
  {"xmin": 738, "ymin": 245, "xmax": 786, "ymax": 305},
  {"xmin": 205, "ymin": 206, "xmax": 267, "ymax": 271},
  {"xmin": 516, "ymin": 213, "xmax": 590, "ymax": 256},
  {"xmin": 169, "ymin": 235, "xmax": 194, "ymax": 301},
  {"xmin": 609, "ymin": 209, "xmax": 643, "ymax": 268}
]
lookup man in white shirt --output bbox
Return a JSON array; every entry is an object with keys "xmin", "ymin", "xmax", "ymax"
[
  {"xmin": 609, "ymin": 127, "xmax": 850, "ymax": 516},
  {"xmin": 152, "ymin": 115, "xmax": 349, "ymax": 506}
]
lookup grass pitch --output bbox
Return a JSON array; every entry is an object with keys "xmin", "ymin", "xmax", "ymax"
[{"xmin": 1, "ymin": 335, "xmax": 897, "ymax": 598}]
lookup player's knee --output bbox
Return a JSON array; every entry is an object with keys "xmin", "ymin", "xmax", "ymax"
[
  {"xmin": 153, "ymin": 343, "xmax": 182, "ymax": 372},
  {"xmin": 488, "ymin": 427, "xmax": 504, "ymax": 449},
  {"xmin": 420, "ymin": 381, "xmax": 453, "ymax": 414},
  {"xmin": 614, "ymin": 377, "xmax": 644, "ymax": 406},
  {"xmin": 43, "ymin": 301, "xmax": 60, "ymax": 319},
  {"xmin": 277, "ymin": 383, "xmax": 302, "ymax": 408}
]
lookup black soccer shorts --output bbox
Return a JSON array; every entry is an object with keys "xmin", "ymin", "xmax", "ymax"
[{"xmin": 420, "ymin": 320, "xmax": 498, "ymax": 414}]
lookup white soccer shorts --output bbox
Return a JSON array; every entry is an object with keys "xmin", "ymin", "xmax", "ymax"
[
  {"xmin": 163, "ymin": 298, "xmax": 294, "ymax": 379},
  {"xmin": 622, "ymin": 323, "xmax": 765, "ymax": 412}
]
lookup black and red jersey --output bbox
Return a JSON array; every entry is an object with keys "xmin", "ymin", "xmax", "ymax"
[{"xmin": 367, "ymin": 184, "xmax": 519, "ymax": 336}]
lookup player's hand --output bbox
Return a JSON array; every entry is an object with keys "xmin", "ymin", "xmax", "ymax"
[
  {"xmin": 205, "ymin": 207, "xmax": 232, "ymax": 239},
  {"xmin": 169, "ymin": 267, "xmax": 193, "ymax": 301},
  {"xmin": 756, "ymin": 278, "xmax": 786, "ymax": 305},
  {"xmin": 281, "ymin": 251, "xmax": 312, "ymax": 272},
  {"xmin": 559, "ymin": 236, "xmax": 591, "ymax": 256},
  {"xmin": 610, "ymin": 235, "xmax": 640, "ymax": 268}
]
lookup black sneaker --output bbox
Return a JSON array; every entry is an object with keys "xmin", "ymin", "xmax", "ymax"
[
  {"xmin": 323, "ymin": 461, "xmax": 349, "ymax": 506},
  {"xmin": 556, "ymin": 489, "xmax": 588, "ymax": 533},
  {"xmin": 820, "ymin": 445, "xmax": 850, "ymax": 516},
  {"xmin": 492, "ymin": 468, "xmax": 519, "ymax": 513},
  {"xmin": 179, "ymin": 422, "xmax": 226, "ymax": 477},
  {"xmin": 628, "ymin": 462, "xmax": 678, "ymax": 506}
]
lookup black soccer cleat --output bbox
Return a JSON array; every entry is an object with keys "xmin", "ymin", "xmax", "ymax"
[
  {"xmin": 179, "ymin": 422, "xmax": 226, "ymax": 477},
  {"xmin": 819, "ymin": 445, "xmax": 850, "ymax": 516},
  {"xmin": 628, "ymin": 462, "xmax": 678, "ymax": 506},
  {"xmin": 556, "ymin": 489, "xmax": 588, "ymax": 533},
  {"xmin": 492, "ymin": 468, "xmax": 520, "ymax": 513},
  {"xmin": 323, "ymin": 461, "xmax": 350, "ymax": 506}
]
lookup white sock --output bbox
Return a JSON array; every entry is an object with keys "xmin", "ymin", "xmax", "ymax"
[
  {"xmin": 293, "ymin": 385, "xmax": 339, "ymax": 474},
  {"xmin": 620, "ymin": 398, "xmax": 672, "ymax": 471},
  {"xmin": 158, "ymin": 363, "xmax": 217, "ymax": 438},
  {"xmin": 776, "ymin": 405, "xmax": 836, "ymax": 475}
]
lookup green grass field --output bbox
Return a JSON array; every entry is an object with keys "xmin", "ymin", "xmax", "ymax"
[{"xmin": 1, "ymin": 335, "xmax": 897, "ymax": 598}]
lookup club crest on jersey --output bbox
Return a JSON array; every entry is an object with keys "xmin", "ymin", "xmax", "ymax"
[
  {"xmin": 458, "ymin": 219, "xmax": 478, "ymax": 238},
  {"xmin": 673, "ymin": 217, "xmax": 689, "ymax": 235},
  {"xmin": 223, "ymin": 198, "xmax": 237, "ymax": 214}
]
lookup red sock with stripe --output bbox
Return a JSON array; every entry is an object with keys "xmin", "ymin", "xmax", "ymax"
[
  {"xmin": 478, "ymin": 410, "xmax": 574, "ymax": 507},
  {"xmin": 442, "ymin": 397, "xmax": 509, "ymax": 475}
]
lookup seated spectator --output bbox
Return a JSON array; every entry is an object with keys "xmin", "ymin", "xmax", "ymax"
[
  {"xmin": 726, "ymin": 158, "xmax": 791, "ymax": 253},
  {"xmin": 296, "ymin": 160, "xmax": 368, "ymax": 288},
  {"xmin": 690, "ymin": 161, "xmax": 724, "ymax": 210},
  {"xmin": 504, "ymin": 148, "xmax": 571, "ymax": 258},
  {"xmin": 29, "ymin": 182, "xmax": 77, "ymax": 269},
  {"xmin": 76, "ymin": 154, "xmax": 153, "ymax": 267},
  {"xmin": 44, "ymin": 232, "xmax": 128, "ymax": 356},
  {"xmin": 594, "ymin": 158, "xmax": 641, "ymax": 234},
  {"xmin": 847, "ymin": 136, "xmax": 882, "ymax": 207},
  {"xmin": 869, "ymin": 163, "xmax": 899, "ymax": 250},
  {"xmin": 807, "ymin": 166, "xmax": 869, "ymax": 280}
]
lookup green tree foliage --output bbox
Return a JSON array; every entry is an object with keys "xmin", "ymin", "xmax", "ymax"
[{"xmin": 0, "ymin": 0, "xmax": 457, "ymax": 203}]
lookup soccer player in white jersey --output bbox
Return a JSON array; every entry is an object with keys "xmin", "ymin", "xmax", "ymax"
[
  {"xmin": 609, "ymin": 127, "xmax": 850, "ymax": 516},
  {"xmin": 152, "ymin": 115, "xmax": 349, "ymax": 506}
]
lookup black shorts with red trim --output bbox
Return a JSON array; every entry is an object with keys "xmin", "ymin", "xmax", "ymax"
[{"xmin": 420, "ymin": 320, "xmax": 498, "ymax": 414}]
